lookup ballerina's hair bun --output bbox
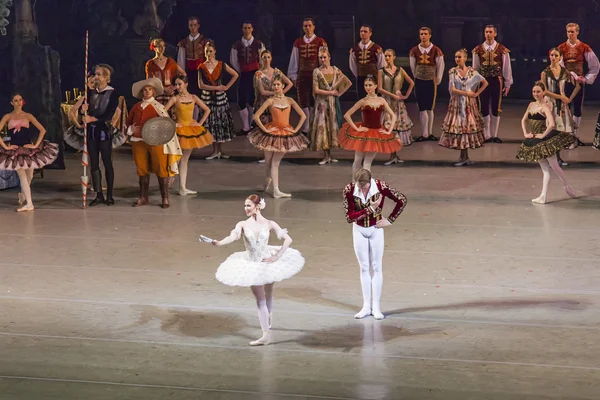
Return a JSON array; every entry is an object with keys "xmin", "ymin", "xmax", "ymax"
[
  {"xmin": 533, "ymin": 80, "xmax": 546, "ymax": 90},
  {"xmin": 247, "ymin": 194, "xmax": 266, "ymax": 210}
]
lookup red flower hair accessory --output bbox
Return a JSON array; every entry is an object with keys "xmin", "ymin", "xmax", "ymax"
[{"xmin": 150, "ymin": 42, "xmax": 156, "ymax": 51}]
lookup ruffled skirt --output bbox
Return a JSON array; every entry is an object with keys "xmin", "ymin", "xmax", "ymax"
[
  {"xmin": 0, "ymin": 141, "xmax": 59, "ymax": 170},
  {"xmin": 338, "ymin": 123, "xmax": 402, "ymax": 154},
  {"xmin": 216, "ymin": 246, "xmax": 305, "ymax": 287},
  {"xmin": 516, "ymin": 130, "xmax": 575, "ymax": 162},
  {"xmin": 176, "ymin": 124, "xmax": 214, "ymax": 150},
  {"xmin": 248, "ymin": 124, "xmax": 309, "ymax": 153},
  {"xmin": 64, "ymin": 126, "xmax": 127, "ymax": 150},
  {"xmin": 439, "ymin": 97, "xmax": 485, "ymax": 150}
]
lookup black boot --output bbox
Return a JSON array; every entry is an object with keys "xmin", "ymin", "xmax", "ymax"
[
  {"xmin": 132, "ymin": 176, "xmax": 150, "ymax": 207},
  {"xmin": 158, "ymin": 177, "xmax": 170, "ymax": 209},
  {"xmin": 89, "ymin": 171, "xmax": 105, "ymax": 206}
]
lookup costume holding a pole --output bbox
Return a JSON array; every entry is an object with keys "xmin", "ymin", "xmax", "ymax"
[{"xmin": 81, "ymin": 30, "xmax": 89, "ymax": 209}]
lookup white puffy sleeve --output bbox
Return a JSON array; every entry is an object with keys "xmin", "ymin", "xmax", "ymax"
[
  {"xmin": 219, "ymin": 222, "xmax": 244, "ymax": 245},
  {"xmin": 269, "ymin": 220, "xmax": 289, "ymax": 240}
]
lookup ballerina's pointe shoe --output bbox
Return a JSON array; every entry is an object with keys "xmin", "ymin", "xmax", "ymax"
[
  {"xmin": 565, "ymin": 187, "xmax": 577, "ymax": 198},
  {"xmin": 354, "ymin": 307, "xmax": 371, "ymax": 319},
  {"xmin": 16, "ymin": 205, "xmax": 34, "ymax": 212},
  {"xmin": 531, "ymin": 195, "xmax": 547, "ymax": 204},
  {"xmin": 273, "ymin": 189, "xmax": 291, "ymax": 199},
  {"xmin": 249, "ymin": 332, "xmax": 271, "ymax": 346},
  {"xmin": 179, "ymin": 188, "xmax": 197, "ymax": 196}
]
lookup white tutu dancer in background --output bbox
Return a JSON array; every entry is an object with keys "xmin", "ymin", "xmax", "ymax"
[{"xmin": 208, "ymin": 194, "xmax": 304, "ymax": 346}]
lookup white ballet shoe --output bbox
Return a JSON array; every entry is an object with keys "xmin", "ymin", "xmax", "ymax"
[
  {"xmin": 258, "ymin": 159, "xmax": 265, "ymax": 164},
  {"xmin": 318, "ymin": 158, "xmax": 331, "ymax": 165},
  {"xmin": 16, "ymin": 205, "xmax": 34, "ymax": 212},
  {"xmin": 179, "ymin": 188, "xmax": 197, "ymax": 196},
  {"xmin": 206, "ymin": 152, "xmax": 221, "ymax": 160},
  {"xmin": 532, "ymin": 195, "xmax": 547, "ymax": 204},
  {"xmin": 273, "ymin": 189, "xmax": 291, "ymax": 198},
  {"xmin": 384, "ymin": 156, "xmax": 404, "ymax": 166},
  {"xmin": 354, "ymin": 307, "xmax": 371, "ymax": 319},
  {"xmin": 249, "ymin": 332, "xmax": 271, "ymax": 346},
  {"xmin": 454, "ymin": 158, "xmax": 474, "ymax": 167},
  {"xmin": 372, "ymin": 310, "xmax": 385, "ymax": 320}
]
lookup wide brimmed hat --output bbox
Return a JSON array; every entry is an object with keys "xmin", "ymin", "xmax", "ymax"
[{"xmin": 132, "ymin": 77, "xmax": 164, "ymax": 99}]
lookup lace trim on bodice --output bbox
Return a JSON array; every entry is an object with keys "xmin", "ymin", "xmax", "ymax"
[{"xmin": 229, "ymin": 224, "xmax": 288, "ymax": 262}]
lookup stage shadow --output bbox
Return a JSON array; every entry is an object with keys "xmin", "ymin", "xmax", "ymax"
[
  {"xmin": 126, "ymin": 305, "xmax": 247, "ymax": 339},
  {"xmin": 386, "ymin": 298, "xmax": 590, "ymax": 317},
  {"xmin": 282, "ymin": 322, "xmax": 441, "ymax": 351},
  {"xmin": 276, "ymin": 286, "xmax": 357, "ymax": 312}
]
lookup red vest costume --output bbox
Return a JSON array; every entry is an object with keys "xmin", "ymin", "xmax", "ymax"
[
  {"xmin": 126, "ymin": 103, "xmax": 159, "ymax": 139},
  {"xmin": 351, "ymin": 42, "xmax": 383, "ymax": 77},
  {"xmin": 343, "ymin": 179, "xmax": 407, "ymax": 227},
  {"xmin": 177, "ymin": 35, "xmax": 211, "ymax": 71},
  {"xmin": 294, "ymin": 36, "xmax": 328, "ymax": 76},
  {"xmin": 409, "ymin": 45, "xmax": 444, "ymax": 80},
  {"xmin": 558, "ymin": 41, "xmax": 592, "ymax": 77},
  {"xmin": 232, "ymin": 39, "xmax": 263, "ymax": 72},
  {"xmin": 472, "ymin": 43, "xmax": 509, "ymax": 78}
]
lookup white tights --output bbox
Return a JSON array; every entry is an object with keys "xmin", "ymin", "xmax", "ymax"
[
  {"xmin": 264, "ymin": 151, "xmax": 289, "ymax": 197},
  {"xmin": 352, "ymin": 224, "xmax": 385, "ymax": 319},
  {"xmin": 17, "ymin": 168, "xmax": 34, "ymax": 209},
  {"xmin": 250, "ymin": 284, "xmax": 274, "ymax": 345},
  {"xmin": 178, "ymin": 149, "xmax": 192, "ymax": 191},
  {"xmin": 352, "ymin": 152, "xmax": 377, "ymax": 180},
  {"xmin": 534, "ymin": 155, "xmax": 574, "ymax": 204}
]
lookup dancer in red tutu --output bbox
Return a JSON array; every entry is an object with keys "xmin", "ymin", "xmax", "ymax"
[{"xmin": 338, "ymin": 74, "xmax": 401, "ymax": 178}]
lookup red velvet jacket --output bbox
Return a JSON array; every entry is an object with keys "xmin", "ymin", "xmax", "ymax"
[{"xmin": 343, "ymin": 179, "xmax": 407, "ymax": 227}]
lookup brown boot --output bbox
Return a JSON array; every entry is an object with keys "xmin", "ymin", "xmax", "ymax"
[
  {"xmin": 158, "ymin": 177, "xmax": 170, "ymax": 209},
  {"xmin": 132, "ymin": 176, "xmax": 150, "ymax": 207}
]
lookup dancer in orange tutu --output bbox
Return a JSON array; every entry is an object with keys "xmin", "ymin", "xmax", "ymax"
[
  {"xmin": 339, "ymin": 75, "xmax": 400, "ymax": 178},
  {"xmin": 165, "ymin": 75, "xmax": 213, "ymax": 195},
  {"xmin": 250, "ymin": 76, "xmax": 308, "ymax": 198}
]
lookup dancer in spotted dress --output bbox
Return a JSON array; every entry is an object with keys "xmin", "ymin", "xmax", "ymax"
[
  {"xmin": 199, "ymin": 41, "xmax": 239, "ymax": 160},
  {"xmin": 438, "ymin": 49, "xmax": 488, "ymax": 166}
]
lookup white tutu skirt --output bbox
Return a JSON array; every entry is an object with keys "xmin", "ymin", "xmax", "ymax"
[{"xmin": 216, "ymin": 246, "xmax": 305, "ymax": 287}]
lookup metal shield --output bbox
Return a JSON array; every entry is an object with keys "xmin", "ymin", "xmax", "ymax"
[{"xmin": 141, "ymin": 117, "xmax": 176, "ymax": 146}]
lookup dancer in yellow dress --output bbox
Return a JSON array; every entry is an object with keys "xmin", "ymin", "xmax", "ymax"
[{"xmin": 165, "ymin": 75, "xmax": 213, "ymax": 195}]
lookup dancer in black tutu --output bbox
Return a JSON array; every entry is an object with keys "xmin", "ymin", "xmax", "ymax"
[
  {"xmin": 516, "ymin": 81, "xmax": 577, "ymax": 204},
  {"xmin": 0, "ymin": 93, "xmax": 58, "ymax": 212}
]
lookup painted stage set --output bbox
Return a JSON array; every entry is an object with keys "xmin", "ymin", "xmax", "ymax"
[{"xmin": 0, "ymin": 103, "xmax": 599, "ymax": 399}]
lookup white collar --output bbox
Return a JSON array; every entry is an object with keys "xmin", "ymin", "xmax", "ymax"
[
  {"xmin": 241, "ymin": 36, "xmax": 254, "ymax": 46},
  {"xmin": 95, "ymin": 85, "xmax": 114, "ymax": 93},
  {"xmin": 359, "ymin": 40, "xmax": 373, "ymax": 50},
  {"xmin": 567, "ymin": 40, "xmax": 580, "ymax": 47},
  {"xmin": 483, "ymin": 41, "xmax": 497, "ymax": 51},
  {"xmin": 353, "ymin": 179, "xmax": 379, "ymax": 203},
  {"xmin": 140, "ymin": 97, "xmax": 156, "ymax": 109},
  {"xmin": 303, "ymin": 34, "xmax": 316, "ymax": 43},
  {"xmin": 189, "ymin": 33, "xmax": 200, "ymax": 41},
  {"xmin": 418, "ymin": 43, "xmax": 434, "ymax": 53}
]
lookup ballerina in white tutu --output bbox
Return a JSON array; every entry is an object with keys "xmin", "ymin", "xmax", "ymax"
[{"xmin": 210, "ymin": 194, "xmax": 304, "ymax": 346}]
